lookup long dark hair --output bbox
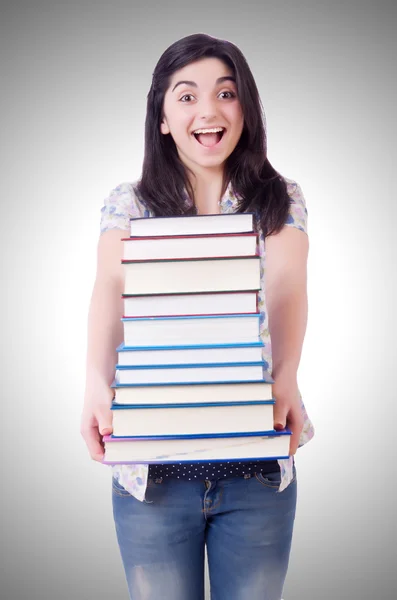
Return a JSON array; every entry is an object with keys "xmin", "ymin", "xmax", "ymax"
[{"xmin": 136, "ymin": 33, "xmax": 291, "ymax": 237}]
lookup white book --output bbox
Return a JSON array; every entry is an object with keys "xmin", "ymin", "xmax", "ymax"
[
  {"xmin": 102, "ymin": 430, "xmax": 291, "ymax": 464},
  {"xmin": 111, "ymin": 380, "xmax": 273, "ymax": 406},
  {"xmin": 122, "ymin": 291, "xmax": 258, "ymax": 318},
  {"xmin": 122, "ymin": 314, "xmax": 261, "ymax": 346},
  {"xmin": 122, "ymin": 233, "xmax": 257, "ymax": 260},
  {"xmin": 111, "ymin": 401, "xmax": 275, "ymax": 437},
  {"xmin": 123, "ymin": 256, "xmax": 260, "ymax": 295},
  {"xmin": 116, "ymin": 342, "xmax": 264, "ymax": 366},
  {"xmin": 129, "ymin": 212, "xmax": 253, "ymax": 237},
  {"xmin": 115, "ymin": 362, "xmax": 265, "ymax": 385}
]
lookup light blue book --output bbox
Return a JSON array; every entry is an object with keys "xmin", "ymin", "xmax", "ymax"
[
  {"xmin": 115, "ymin": 361, "xmax": 268, "ymax": 385},
  {"xmin": 110, "ymin": 377, "xmax": 274, "ymax": 406},
  {"xmin": 122, "ymin": 313, "xmax": 262, "ymax": 346},
  {"xmin": 102, "ymin": 429, "xmax": 292, "ymax": 464},
  {"xmin": 116, "ymin": 340, "xmax": 265, "ymax": 366}
]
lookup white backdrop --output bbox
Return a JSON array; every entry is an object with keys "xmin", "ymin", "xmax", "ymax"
[{"xmin": 1, "ymin": 1, "xmax": 396, "ymax": 599}]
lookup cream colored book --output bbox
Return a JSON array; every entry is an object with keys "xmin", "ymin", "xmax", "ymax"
[{"xmin": 102, "ymin": 430, "xmax": 292, "ymax": 464}]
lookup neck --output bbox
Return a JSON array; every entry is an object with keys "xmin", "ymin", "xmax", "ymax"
[{"xmin": 187, "ymin": 169, "xmax": 228, "ymax": 215}]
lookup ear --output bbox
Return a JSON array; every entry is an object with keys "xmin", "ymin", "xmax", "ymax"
[{"xmin": 160, "ymin": 118, "xmax": 170, "ymax": 135}]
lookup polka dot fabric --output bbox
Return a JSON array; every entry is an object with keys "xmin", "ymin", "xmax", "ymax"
[{"xmin": 148, "ymin": 460, "xmax": 280, "ymax": 481}]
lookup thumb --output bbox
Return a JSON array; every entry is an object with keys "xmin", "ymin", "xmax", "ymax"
[
  {"xmin": 273, "ymin": 402, "xmax": 287, "ymax": 431},
  {"xmin": 97, "ymin": 404, "xmax": 113, "ymax": 436}
]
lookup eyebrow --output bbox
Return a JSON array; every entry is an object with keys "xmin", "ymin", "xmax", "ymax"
[{"xmin": 172, "ymin": 76, "xmax": 236, "ymax": 93}]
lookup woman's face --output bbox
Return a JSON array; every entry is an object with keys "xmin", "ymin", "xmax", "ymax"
[{"xmin": 160, "ymin": 57, "xmax": 244, "ymax": 178}]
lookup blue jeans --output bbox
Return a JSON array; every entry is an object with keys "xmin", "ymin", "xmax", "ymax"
[{"xmin": 112, "ymin": 463, "xmax": 297, "ymax": 600}]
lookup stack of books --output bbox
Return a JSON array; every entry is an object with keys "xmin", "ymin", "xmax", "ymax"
[{"xmin": 102, "ymin": 213, "xmax": 291, "ymax": 465}]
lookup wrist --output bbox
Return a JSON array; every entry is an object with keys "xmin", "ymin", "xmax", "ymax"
[
  {"xmin": 84, "ymin": 380, "xmax": 114, "ymax": 404},
  {"xmin": 271, "ymin": 361, "xmax": 298, "ymax": 382}
]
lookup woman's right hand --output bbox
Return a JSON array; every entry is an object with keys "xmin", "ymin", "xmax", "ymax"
[{"xmin": 80, "ymin": 387, "xmax": 114, "ymax": 462}]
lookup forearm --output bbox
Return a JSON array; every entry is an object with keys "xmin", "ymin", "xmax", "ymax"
[
  {"xmin": 84, "ymin": 277, "xmax": 124, "ymax": 400},
  {"xmin": 267, "ymin": 286, "xmax": 308, "ymax": 380}
]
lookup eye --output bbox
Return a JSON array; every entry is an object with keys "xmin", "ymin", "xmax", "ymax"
[
  {"xmin": 179, "ymin": 91, "xmax": 236, "ymax": 103},
  {"xmin": 179, "ymin": 94, "xmax": 195, "ymax": 102},
  {"xmin": 219, "ymin": 91, "xmax": 236, "ymax": 99}
]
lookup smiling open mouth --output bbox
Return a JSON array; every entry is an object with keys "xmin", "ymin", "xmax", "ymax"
[{"xmin": 193, "ymin": 129, "xmax": 225, "ymax": 147}]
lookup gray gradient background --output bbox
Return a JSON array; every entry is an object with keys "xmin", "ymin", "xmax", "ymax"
[{"xmin": 1, "ymin": 0, "xmax": 396, "ymax": 598}]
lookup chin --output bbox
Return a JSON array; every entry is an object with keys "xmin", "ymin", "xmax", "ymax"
[{"xmin": 196, "ymin": 158, "xmax": 226, "ymax": 170}]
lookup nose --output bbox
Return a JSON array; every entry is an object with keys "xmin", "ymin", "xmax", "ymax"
[{"xmin": 198, "ymin": 96, "xmax": 218, "ymax": 122}]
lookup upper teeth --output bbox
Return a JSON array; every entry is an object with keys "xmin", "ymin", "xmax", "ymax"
[{"xmin": 193, "ymin": 127, "xmax": 224, "ymax": 134}]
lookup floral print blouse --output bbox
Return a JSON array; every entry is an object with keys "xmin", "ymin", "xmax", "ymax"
[{"xmin": 99, "ymin": 177, "xmax": 315, "ymax": 501}]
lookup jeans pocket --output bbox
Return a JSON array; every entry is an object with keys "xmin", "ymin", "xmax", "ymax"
[
  {"xmin": 112, "ymin": 476, "xmax": 133, "ymax": 498},
  {"xmin": 254, "ymin": 463, "xmax": 297, "ymax": 489},
  {"xmin": 254, "ymin": 470, "xmax": 283, "ymax": 489}
]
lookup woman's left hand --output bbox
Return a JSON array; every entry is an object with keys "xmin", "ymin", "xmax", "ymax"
[{"xmin": 272, "ymin": 371, "xmax": 304, "ymax": 456}]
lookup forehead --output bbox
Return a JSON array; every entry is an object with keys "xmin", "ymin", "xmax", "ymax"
[{"xmin": 168, "ymin": 57, "xmax": 234, "ymax": 88}]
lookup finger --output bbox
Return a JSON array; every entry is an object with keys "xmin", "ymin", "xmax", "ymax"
[
  {"xmin": 287, "ymin": 410, "xmax": 303, "ymax": 455},
  {"xmin": 81, "ymin": 413, "xmax": 106, "ymax": 462},
  {"xmin": 96, "ymin": 404, "xmax": 113, "ymax": 436},
  {"xmin": 273, "ymin": 401, "xmax": 287, "ymax": 431}
]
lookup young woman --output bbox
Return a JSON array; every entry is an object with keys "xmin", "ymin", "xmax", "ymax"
[{"xmin": 81, "ymin": 33, "xmax": 315, "ymax": 600}]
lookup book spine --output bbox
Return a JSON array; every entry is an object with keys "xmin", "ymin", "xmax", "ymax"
[
  {"xmin": 110, "ymin": 372, "xmax": 274, "ymax": 390},
  {"xmin": 116, "ymin": 341, "xmax": 264, "ymax": 351},
  {"xmin": 121, "ymin": 311, "xmax": 258, "ymax": 319},
  {"xmin": 115, "ymin": 361, "xmax": 266, "ymax": 370},
  {"xmin": 121, "ymin": 313, "xmax": 261, "ymax": 322},
  {"xmin": 122, "ymin": 232, "xmax": 258, "ymax": 241},
  {"xmin": 122, "ymin": 255, "xmax": 260, "ymax": 264},
  {"xmin": 111, "ymin": 400, "xmax": 275, "ymax": 409},
  {"xmin": 122, "ymin": 290, "xmax": 261, "ymax": 298},
  {"xmin": 111, "ymin": 379, "xmax": 273, "ymax": 388},
  {"xmin": 107, "ymin": 429, "xmax": 291, "ymax": 441},
  {"xmin": 103, "ymin": 457, "xmax": 290, "ymax": 465}
]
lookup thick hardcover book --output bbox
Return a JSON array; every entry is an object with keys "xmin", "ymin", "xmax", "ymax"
[
  {"xmin": 102, "ymin": 429, "xmax": 291, "ymax": 464},
  {"xmin": 110, "ymin": 400, "xmax": 275, "ymax": 437},
  {"xmin": 115, "ymin": 361, "xmax": 266, "ymax": 385},
  {"xmin": 111, "ymin": 379, "xmax": 274, "ymax": 405},
  {"xmin": 129, "ymin": 212, "xmax": 254, "ymax": 237},
  {"xmin": 122, "ymin": 313, "xmax": 262, "ymax": 346},
  {"xmin": 122, "ymin": 290, "xmax": 259, "ymax": 318},
  {"xmin": 122, "ymin": 232, "xmax": 258, "ymax": 261},
  {"xmin": 112, "ymin": 400, "xmax": 275, "ymax": 437},
  {"xmin": 116, "ymin": 341, "xmax": 264, "ymax": 366},
  {"xmin": 122, "ymin": 256, "xmax": 260, "ymax": 295}
]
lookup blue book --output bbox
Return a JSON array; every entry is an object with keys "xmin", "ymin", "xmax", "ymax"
[
  {"xmin": 110, "ymin": 400, "xmax": 276, "ymax": 438},
  {"xmin": 110, "ymin": 378, "xmax": 274, "ymax": 406},
  {"xmin": 116, "ymin": 340, "xmax": 265, "ymax": 366},
  {"xmin": 122, "ymin": 313, "xmax": 262, "ymax": 346},
  {"xmin": 114, "ymin": 361, "xmax": 267, "ymax": 385},
  {"xmin": 102, "ymin": 429, "xmax": 292, "ymax": 464}
]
